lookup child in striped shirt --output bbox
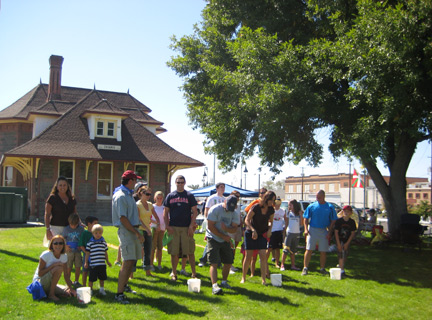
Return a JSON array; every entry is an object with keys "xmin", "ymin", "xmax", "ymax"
[{"xmin": 84, "ymin": 224, "xmax": 112, "ymax": 295}]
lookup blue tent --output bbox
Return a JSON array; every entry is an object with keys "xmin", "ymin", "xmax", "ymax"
[{"xmin": 189, "ymin": 184, "xmax": 259, "ymax": 198}]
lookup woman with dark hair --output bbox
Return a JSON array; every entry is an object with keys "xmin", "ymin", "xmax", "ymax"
[
  {"xmin": 33, "ymin": 235, "xmax": 77, "ymax": 301},
  {"xmin": 280, "ymin": 199, "xmax": 304, "ymax": 271},
  {"xmin": 44, "ymin": 177, "xmax": 77, "ymax": 244},
  {"xmin": 241, "ymin": 191, "xmax": 276, "ymax": 285}
]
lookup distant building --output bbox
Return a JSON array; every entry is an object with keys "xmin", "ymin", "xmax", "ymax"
[
  {"xmin": 0, "ymin": 55, "xmax": 203, "ymax": 222},
  {"xmin": 284, "ymin": 173, "xmax": 428, "ymax": 209},
  {"xmin": 407, "ymin": 182, "xmax": 431, "ymax": 206}
]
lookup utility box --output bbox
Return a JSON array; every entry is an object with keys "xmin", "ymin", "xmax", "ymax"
[{"xmin": 0, "ymin": 187, "xmax": 28, "ymax": 223}]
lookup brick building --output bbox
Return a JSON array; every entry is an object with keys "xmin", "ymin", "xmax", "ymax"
[{"xmin": 0, "ymin": 55, "xmax": 203, "ymax": 223}]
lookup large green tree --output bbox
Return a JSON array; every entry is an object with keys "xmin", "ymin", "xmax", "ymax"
[{"xmin": 168, "ymin": 0, "xmax": 432, "ymax": 237}]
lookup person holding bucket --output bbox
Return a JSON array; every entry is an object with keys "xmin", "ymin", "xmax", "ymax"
[
  {"xmin": 206, "ymin": 195, "xmax": 240, "ymax": 294},
  {"xmin": 334, "ymin": 205, "xmax": 357, "ymax": 278}
]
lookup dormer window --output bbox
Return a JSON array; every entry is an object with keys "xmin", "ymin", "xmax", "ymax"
[{"xmin": 96, "ymin": 120, "xmax": 116, "ymax": 138}]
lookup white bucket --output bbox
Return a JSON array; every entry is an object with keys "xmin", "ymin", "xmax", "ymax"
[
  {"xmin": 77, "ymin": 287, "xmax": 91, "ymax": 304},
  {"xmin": 187, "ymin": 279, "xmax": 201, "ymax": 293},
  {"xmin": 270, "ymin": 274, "xmax": 282, "ymax": 287},
  {"xmin": 330, "ymin": 268, "xmax": 341, "ymax": 280}
]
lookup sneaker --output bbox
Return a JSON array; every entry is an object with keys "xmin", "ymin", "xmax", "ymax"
[
  {"xmin": 73, "ymin": 281, "xmax": 82, "ymax": 288},
  {"xmin": 156, "ymin": 265, "xmax": 162, "ymax": 271},
  {"xmin": 170, "ymin": 272, "xmax": 177, "ymax": 281},
  {"xmin": 229, "ymin": 269, "xmax": 236, "ymax": 275},
  {"xmin": 301, "ymin": 268, "xmax": 308, "ymax": 276},
  {"xmin": 198, "ymin": 262, "xmax": 205, "ymax": 267},
  {"xmin": 114, "ymin": 261, "xmax": 122, "ymax": 267},
  {"xmin": 220, "ymin": 281, "xmax": 232, "ymax": 289},
  {"xmin": 280, "ymin": 266, "xmax": 285, "ymax": 271},
  {"xmin": 150, "ymin": 265, "xmax": 155, "ymax": 271},
  {"xmin": 230, "ymin": 266, "xmax": 238, "ymax": 272},
  {"xmin": 212, "ymin": 284, "xmax": 223, "ymax": 295},
  {"xmin": 341, "ymin": 271, "xmax": 347, "ymax": 279},
  {"xmin": 271, "ymin": 258, "xmax": 276, "ymax": 262},
  {"xmin": 291, "ymin": 266, "xmax": 301, "ymax": 271},
  {"xmin": 123, "ymin": 285, "xmax": 136, "ymax": 294},
  {"xmin": 114, "ymin": 293, "xmax": 130, "ymax": 304},
  {"xmin": 99, "ymin": 288, "xmax": 107, "ymax": 296},
  {"xmin": 179, "ymin": 269, "xmax": 190, "ymax": 276},
  {"xmin": 319, "ymin": 268, "xmax": 329, "ymax": 276}
]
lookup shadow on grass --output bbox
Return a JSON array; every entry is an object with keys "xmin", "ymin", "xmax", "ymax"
[
  {"xmin": 0, "ymin": 249, "xmax": 39, "ymax": 263},
  {"xmin": 326, "ymin": 244, "xmax": 432, "ymax": 289},
  {"xmin": 127, "ymin": 296, "xmax": 207, "ymax": 316}
]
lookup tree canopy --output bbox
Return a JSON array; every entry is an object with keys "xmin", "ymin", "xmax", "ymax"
[{"xmin": 168, "ymin": 0, "xmax": 432, "ymax": 235}]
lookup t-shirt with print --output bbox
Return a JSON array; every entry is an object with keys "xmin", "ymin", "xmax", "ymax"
[
  {"xmin": 163, "ymin": 190, "xmax": 197, "ymax": 227},
  {"xmin": 334, "ymin": 217, "xmax": 357, "ymax": 243},
  {"xmin": 62, "ymin": 225, "xmax": 84, "ymax": 252},
  {"xmin": 272, "ymin": 208, "xmax": 286, "ymax": 232}
]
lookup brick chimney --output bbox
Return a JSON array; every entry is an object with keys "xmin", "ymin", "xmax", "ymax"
[{"xmin": 47, "ymin": 55, "xmax": 64, "ymax": 101}]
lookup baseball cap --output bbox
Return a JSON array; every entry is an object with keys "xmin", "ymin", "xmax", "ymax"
[
  {"xmin": 342, "ymin": 205, "xmax": 352, "ymax": 211},
  {"xmin": 134, "ymin": 181, "xmax": 148, "ymax": 193},
  {"xmin": 226, "ymin": 195, "xmax": 238, "ymax": 212},
  {"xmin": 122, "ymin": 170, "xmax": 142, "ymax": 180}
]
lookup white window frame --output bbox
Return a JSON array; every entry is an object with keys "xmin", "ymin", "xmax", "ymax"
[
  {"xmin": 97, "ymin": 162, "xmax": 113, "ymax": 200},
  {"xmin": 288, "ymin": 185, "xmax": 294, "ymax": 193},
  {"xmin": 95, "ymin": 119, "xmax": 117, "ymax": 138},
  {"xmin": 3, "ymin": 166, "xmax": 13, "ymax": 186},
  {"xmin": 58, "ymin": 160, "xmax": 75, "ymax": 193}
]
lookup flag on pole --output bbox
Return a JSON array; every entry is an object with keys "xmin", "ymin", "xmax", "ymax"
[{"xmin": 351, "ymin": 169, "xmax": 364, "ymax": 188}]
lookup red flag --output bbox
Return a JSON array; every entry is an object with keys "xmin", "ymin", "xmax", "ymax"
[{"xmin": 351, "ymin": 169, "xmax": 364, "ymax": 188}]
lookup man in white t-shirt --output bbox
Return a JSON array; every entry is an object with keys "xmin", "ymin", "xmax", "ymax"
[{"xmin": 199, "ymin": 182, "xmax": 225, "ymax": 267}]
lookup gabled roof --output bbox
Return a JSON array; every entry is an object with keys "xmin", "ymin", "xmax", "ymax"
[
  {"xmin": 0, "ymin": 84, "xmax": 163, "ymax": 128},
  {"xmin": 4, "ymin": 90, "xmax": 203, "ymax": 167}
]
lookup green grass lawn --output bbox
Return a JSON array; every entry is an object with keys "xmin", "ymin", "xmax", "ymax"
[{"xmin": 1, "ymin": 227, "xmax": 431, "ymax": 319}]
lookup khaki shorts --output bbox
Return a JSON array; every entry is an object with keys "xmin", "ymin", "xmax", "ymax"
[
  {"xmin": 66, "ymin": 251, "xmax": 82, "ymax": 269},
  {"xmin": 39, "ymin": 271, "xmax": 68, "ymax": 295},
  {"xmin": 152, "ymin": 228, "xmax": 164, "ymax": 250},
  {"xmin": 306, "ymin": 227, "xmax": 329, "ymax": 252},
  {"xmin": 168, "ymin": 226, "xmax": 195, "ymax": 256},
  {"xmin": 118, "ymin": 226, "xmax": 142, "ymax": 261}
]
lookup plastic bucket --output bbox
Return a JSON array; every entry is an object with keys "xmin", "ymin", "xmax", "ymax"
[
  {"xmin": 187, "ymin": 279, "xmax": 201, "ymax": 293},
  {"xmin": 77, "ymin": 287, "xmax": 91, "ymax": 304},
  {"xmin": 330, "ymin": 268, "xmax": 341, "ymax": 280},
  {"xmin": 270, "ymin": 274, "xmax": 282, "ymax": 287}
]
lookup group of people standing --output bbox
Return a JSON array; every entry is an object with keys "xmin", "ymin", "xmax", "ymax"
[{"xmin": 33, "ymin": 171, "xmax": 357, "ymax": 303}]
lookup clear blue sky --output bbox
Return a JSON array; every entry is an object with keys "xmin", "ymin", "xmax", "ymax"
[{"xmin": 0, "ymin": 0, "xmax": 430, "ymax": 190}]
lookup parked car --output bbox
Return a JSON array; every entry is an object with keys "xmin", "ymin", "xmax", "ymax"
[{"xmin": 281, "ymin": 200, "xmax": 311, "ymax": 213}]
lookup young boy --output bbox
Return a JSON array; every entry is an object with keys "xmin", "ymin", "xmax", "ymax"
[
  {"xmin": 84, "ymin": 224, "xmax": 112, "ymax": 295},
  {"xmin": 334, "ymin": 205, "xmax": 357, "ymax": 278},
  {"xmin": 78, "ymin": 216, "xmax": 99, "ymax": 287},
  {"xmin": 62, "ymin": 213, "xmax": 84, "ymax": 287}
]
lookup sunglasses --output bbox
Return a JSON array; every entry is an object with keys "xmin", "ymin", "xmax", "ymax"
[
  {"xmin": 145, "ymin": 193, "xmax": 152, "ymax": 196},
  {"xmin": 53, "ymin": 242, "xmax": 64, "ymax": 245},
  {"xmin": 176, "ymin": 181, "xmax": 185, "ymax": 184}
]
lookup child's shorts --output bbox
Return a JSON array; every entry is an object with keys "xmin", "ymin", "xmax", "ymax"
[
  {"xmin": 283, "ymin": 232, "xmax": 300, "ymax": 253},
  {"xmin": 268, "ymin": 230, "xmax": 284, "ymax": 249},
  {"xmin": 337, "ymin": 241, "xmax": 350, "ymax": 260},
  {"xmin": 66, "ymin": 251, "xmax": 82, "ymax": 269},
  {"xmin": 89, "ymin": 265, "xmax": 107, "ymax": 282}
]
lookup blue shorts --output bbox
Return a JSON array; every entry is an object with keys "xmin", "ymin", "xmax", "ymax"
[{"xmin": 244, "ymin": 230, "xmax": 268, "ymax": 250}]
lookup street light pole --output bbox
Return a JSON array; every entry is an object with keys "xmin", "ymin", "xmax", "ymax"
[
  {"xmin": 244, "ymin": 166, "xmax": 248, "ymax": 189},
  {"xmin": 258, "ymin": 167, "xmax": 261, "ymax": 190}
]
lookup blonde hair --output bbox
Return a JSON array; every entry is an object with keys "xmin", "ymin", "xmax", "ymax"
[
  {"xmin": 154, "ymin": 191, "xmax": 164, "ymax": 202},
  {"xmin": 92, "ymin": 224, "xmax": 103, "ymax": 234}
]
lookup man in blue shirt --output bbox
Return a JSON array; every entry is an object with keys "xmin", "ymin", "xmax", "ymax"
[
  {"xmin": 112, "ymin": 170, "xmax": 145, "ymax": 304},
  {"xmin": 302, "ymin": 190, "xmax": 337, "ymax": 276}
]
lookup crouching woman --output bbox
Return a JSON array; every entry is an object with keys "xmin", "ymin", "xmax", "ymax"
[{"xmin": 33, "ymin": 235, "xmax": 77, "ymax": 301}]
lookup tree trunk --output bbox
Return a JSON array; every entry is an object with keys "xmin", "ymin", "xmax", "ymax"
[{"xmin": 361, "ymin": 134, "xmax": 418, "ymax": 239}]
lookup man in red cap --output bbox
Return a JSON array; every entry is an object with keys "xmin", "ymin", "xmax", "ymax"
[{"xmin": 112, "ymin": 170, "xmax": 144, "ymax": 304}]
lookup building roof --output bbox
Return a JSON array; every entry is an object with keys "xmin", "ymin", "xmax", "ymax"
[
  {"xmin": 2, "ymin": 87, "xmax": 203, "ymax": 167},
  {"xmin": 0, "ymin": 84, "xmax": 164, "ymax": 129}
]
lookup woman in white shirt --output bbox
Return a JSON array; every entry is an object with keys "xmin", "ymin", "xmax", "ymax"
[
  {"xmin": 280, "ymin": 200, "xmax": 304, "ymax": 271},
  {"xmin": 33, "ymin": 235, "xmax": 76, "ymax": 301}
]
